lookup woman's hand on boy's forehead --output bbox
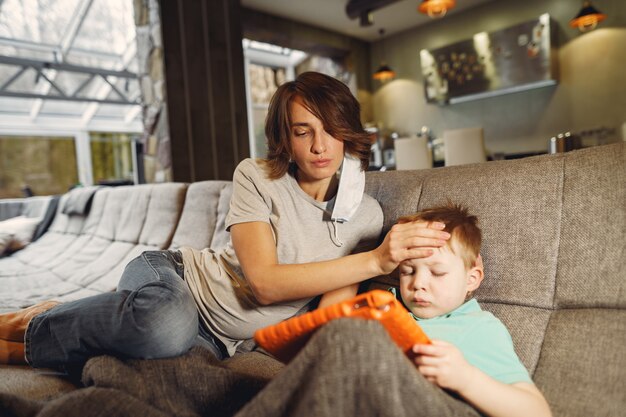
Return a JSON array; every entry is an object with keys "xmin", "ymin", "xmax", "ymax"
[
  {"xmin": 400, "ymin": 221, "xmax": 451, "ymax": 250},
  {"xmin": 372, "ymin": 220, "xmax": 451, "ymax": 275},
  {"xmin": 402, "ymin": 220, "xmax": 451, "ymax": 245}
]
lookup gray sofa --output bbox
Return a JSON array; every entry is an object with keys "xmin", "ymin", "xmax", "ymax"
[
  {"xmin": 0, "ymin": 196, "xmax": 55, "ymax": 224},
  {"xmin": 1, "ymin": 143, "xmax": 624, "ymax": 417},
  {"xmin": 0, "ymin": 195, "xmax": 58, "ymax": 254}
]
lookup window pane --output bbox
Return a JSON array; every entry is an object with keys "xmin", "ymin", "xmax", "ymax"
[
  {"xmin": 248, "ymin": 64, "xmax": 285, "ymax": 105},
  {"xmin": 247, "ymin": 64, "xmax": 286, "ymax": 158},
  {"xmin": 90, "ymin": 132, "xmax": 134, "ymax": 185},
  {"xmin": 0, "ymin": 135, "xmax": 78, "ymax": 198},
  {"xmin": 252, "ymin": 106, "xmax": 268, "ymax": 158}
]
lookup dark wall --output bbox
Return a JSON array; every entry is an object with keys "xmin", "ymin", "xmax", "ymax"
[
  {"xmin": 160, "ymin": 0, "xmax": 250, "ymax": 182},
  {"xmin": 241, "ymin": 7, "xmax": 372, "ymax": 93}
]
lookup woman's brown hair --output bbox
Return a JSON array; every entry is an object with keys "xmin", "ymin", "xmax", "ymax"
[{"xmin": 264, "ymin": 72, "xmax": 371, "ymax": 179}]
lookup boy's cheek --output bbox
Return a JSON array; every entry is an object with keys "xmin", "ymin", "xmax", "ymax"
[
  {"xmin": 398, "ymin": 287, "xmax": 417, "ymax": 312},
  {"xmin": 398, "ymin": 276, "xmax": 412, "ymax": 296}
]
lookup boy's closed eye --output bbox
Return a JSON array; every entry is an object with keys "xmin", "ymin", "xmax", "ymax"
[
  {"xmin": 398, "ymin": 263, "xmax": 415, "ymax": 276},
  {"xmin": 399, "ymin": 263, "xmax": 448, "ymax": 278},
  {"xmin": 431, "ymin": 269, "xmax": 447, "ymax": 277}
]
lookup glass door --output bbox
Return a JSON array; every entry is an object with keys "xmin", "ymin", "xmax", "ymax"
[{"xmin": 243, "ymin": 39, "xmax": 307, "ymax": 158}]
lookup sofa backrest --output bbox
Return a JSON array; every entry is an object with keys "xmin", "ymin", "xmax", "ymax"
[
  {"xmin": 169, "ymin": 181, "xmax": 232, "ymax": 251},
  {"xmin": 2, "ymin": 183, "xmax": 188, "ymax": 308},
  {"xmin": 45, "ymin": 192, "xmax": 93, "ymax": 236},
  {"xmin": 0, "ymin": 196, "xmax": 53, "ymax": 221},
  {"xmin": 0, "ymin": 198, "xmax": 23, "ymax": 221},
  {"xmin": 0, "ymin": 196, "xmax": 56, "ymax": 246},
  {"xmin": 364, "ymin": 142, "xmax": 625, "ymax": 417}
]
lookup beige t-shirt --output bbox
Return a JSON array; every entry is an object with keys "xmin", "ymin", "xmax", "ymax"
[{"xmin": 181, "ymin": 158, "xmax": 383, "ymax": 356}]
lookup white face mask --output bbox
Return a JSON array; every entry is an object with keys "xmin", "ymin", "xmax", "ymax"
[{"xmin": 330, "ymin": 153, "xmax": 365, "ymax": 223}]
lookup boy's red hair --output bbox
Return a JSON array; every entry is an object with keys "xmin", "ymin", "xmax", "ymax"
[{"xmin": 398, "ymin": 203, "xmax": 481, "ymax": 269}]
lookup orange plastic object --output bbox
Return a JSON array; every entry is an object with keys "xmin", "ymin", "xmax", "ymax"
[{"xmin": 254, "ymin": 290, "xmax": 431, "ymax": 363}]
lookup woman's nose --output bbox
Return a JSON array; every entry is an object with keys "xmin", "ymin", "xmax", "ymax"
[{"xmin": 311, "ymin": 132, "xmax": 327, "ymax": 154}]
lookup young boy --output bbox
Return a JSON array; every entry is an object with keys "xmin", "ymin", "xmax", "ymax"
[{"xmin": 396, "ymin": 203, "xmax": 552, "ymax": 417}]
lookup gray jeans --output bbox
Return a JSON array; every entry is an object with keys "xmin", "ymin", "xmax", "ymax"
[{"xmin": 25, "ymin": 250, "xmax": 226, "ymax": 369}]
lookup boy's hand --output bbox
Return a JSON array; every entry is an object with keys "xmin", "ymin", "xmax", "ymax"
[{"xmin": 412, "ymin": 340, "xmax": 477, "ymax": 393}]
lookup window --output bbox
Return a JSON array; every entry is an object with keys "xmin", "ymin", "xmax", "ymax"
[
  {"xmin": 0, "ymin": 135, "xmax": 78, "ymax": 198},
  {"xmin": 90, "ymin": 132, "xmax": 136, "ymax": 185},
  {"xmin": 243, "ymin": 39, "xmax": 307, "ymax": 158},
  {"xmin": 0, "ymin": 0, "xmax": 142, "ymax": 193},
  {"xmin": 247, "ymin": 63, "xmax": 285, "ymax": 158}
]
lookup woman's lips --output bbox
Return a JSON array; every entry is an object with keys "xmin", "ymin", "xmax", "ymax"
[{"xmin": 312, "ymin": 159, "xmax": 332, "ymax": 168}]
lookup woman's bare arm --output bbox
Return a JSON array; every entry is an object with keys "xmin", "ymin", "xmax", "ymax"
[
  {"xmin": 230, "ymin": 220, "xmax": 449, "ymax": 305},
  {"xmin": 317, "ymin": 284, "xmax": 360, "ymax": 308}
]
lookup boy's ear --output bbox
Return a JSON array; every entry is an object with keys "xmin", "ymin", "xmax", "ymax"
[{"xmin": 466, "ymin": 262, "xmax": 484, "ymax": 292}]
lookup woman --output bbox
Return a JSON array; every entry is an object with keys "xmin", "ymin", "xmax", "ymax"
[{"xmin": 0, "ymin": 72, "xmax": 449, "ymax": 367}]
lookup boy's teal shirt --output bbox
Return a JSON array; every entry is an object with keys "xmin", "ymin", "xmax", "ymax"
[{"xmin": 390, "ymin": 288, "xmax": 532, "ymax": 385}]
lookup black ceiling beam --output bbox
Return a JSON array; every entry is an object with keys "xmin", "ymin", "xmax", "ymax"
[{"xmin": 345, "ymin": 0, "xmax": 402, "ymax": 19}]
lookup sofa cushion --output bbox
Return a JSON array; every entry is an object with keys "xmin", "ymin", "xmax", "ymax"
[
  {"xmin": 0, "ymin": 199, "xmax": 23, "ymax": 221},
  {"xmin": 365, "ymin": 154, "xmax": 564, "ymax": 310},
  {"xmin": 169, "ymin": 181, "xmax": 232, "ymax": 251},
  {"xmin": 0, "ymin": 232, "xmax": 11, "ymax": 255},
  {"xmin": 532, "ymin": 308, "xmax": 626, "ymax": 417},
  {"xmin": 556, "ymin": 144, "xmax": 625, "ymax": 308},
  {"xmin": 0, "ymin": 183, "xmax": 187, "ymax": 310},
  {"xmin": 0, "ymin": 216, "xmax": 41, "ymax": 254},
  {"xmin": 139, "ymin": 183, "xmax": 188, "ymax": 246},
  {"xmin": 60, "ymin": 186, "xmax": 100, "ymax": 215},
  {"xmin": 21, "ymin": 196, "xmax": 54, "ymax": 220},
  {"xmin": 4, "ymin": 192, "xmax": 98, "ymax": 274},
  {"xmin": 209, "ymin": 183, "xmax": 233, "ymax": 251}
]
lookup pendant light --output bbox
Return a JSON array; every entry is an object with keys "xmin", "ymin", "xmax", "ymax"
[
  {"xmin": 418, "ymin": 0, "xmax": 456, "ymax": 19},
  {"xmin": 569, "ymin": 1, "xmax": 607, "ymax": 32},
  {"xmin": 373, "ymin": 29, "xmax": 396, "ymax": 82}
]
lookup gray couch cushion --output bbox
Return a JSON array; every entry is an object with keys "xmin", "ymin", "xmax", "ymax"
[
  {"xmin": 60, "ymin": 186, "xmax": 100, "ymax": 216},
  {"xmin": 0, "ymin": 183, "xmax": 187, "ymax": 310},
  {"xmin": 169, "ymin": 181, "xmax": 232, "ymax": 251},
  {"xmin": 138, "ymin": 183, "xmax": 187, "ymax": 247},
  {"xmin": 556, "ymin": 144, "xmax": 625, "ymax": 308},
  {"xmin": 0, "ymin": 199, "xmax": 23, "ymax": 221},
  {"xmin": 366, "ymin": 154, "xmax": 565, "ymax": 309},
  {"xmin": 533, "ymin": 308, "xmax": 626, "ymax": 417}
]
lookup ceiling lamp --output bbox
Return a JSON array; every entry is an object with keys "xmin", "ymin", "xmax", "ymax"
[
  {"xmin": 373, "ymin": 29, "xmax": 396, "ymax": 82},
  {"xmin": 418, "ymin": 0, "xmax": 456, "ymax": 19},
  {"xmin": 569, "ymin": 1, "xmax": 607, "ymax": 32},
  {"xmin": 373, "ymin": 63, "xmax": 396, "ymax": 81}
]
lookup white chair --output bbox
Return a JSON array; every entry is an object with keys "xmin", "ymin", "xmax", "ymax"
[
  {"xmin": 393, "ymin": 135, "xmax": 432, "ymax": 170},
  {"xmin": 442, "ymin": 127, "xmax": 487, "ymax": 166}
]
